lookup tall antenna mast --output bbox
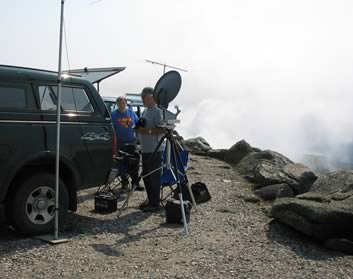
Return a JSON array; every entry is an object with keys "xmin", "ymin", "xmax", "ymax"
[
  {"xmin": 36, "ymin": 0, "xmax": 68, "ymax": 244},
  {"xmin": 145, "ymin": 59, "xmax": 188, "ymax": 74}
]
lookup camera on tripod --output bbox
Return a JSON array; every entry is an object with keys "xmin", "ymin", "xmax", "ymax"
[
  {"xmin": 157, "ymin": 120, "xmax": 180, "ymax": 131},
  {"xmin": 134, "ymin": 117, "xmax": 146, "ymax": 129}
]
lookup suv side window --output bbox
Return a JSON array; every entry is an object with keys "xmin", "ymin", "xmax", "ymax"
[
  {"xmin": 71, "ymin": 88, "xmax": 94, "ymax": 113},
  {"xmin": 104, "ymin": 101, "xmax": 117, "ymax": 113},
  {"xmin": 0, "ymin": 85, "xmax": 27, "ymax": 109},
  {"xmin": 39, "ymin": 85, "xmax": 56, "ymax": 110},
  {"xmin": 38, "ymin": 85, "xmax": 94, "ymax": 113}
]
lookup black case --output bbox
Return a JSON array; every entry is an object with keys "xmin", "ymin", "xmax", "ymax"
[
  {"xmin": 165, "ymin": 200, "xmax": 192, "ymax": 224},
  {"xmin": 94, "ymin": 193, "xmax": 117, "ymax": 213},
  {"xmin": 173, "ymin": 182, "xmax": 211, "ymax": 204},
  {"xmin": 191, "ymin": 182, "xmax": 211, "ymax": 204}
]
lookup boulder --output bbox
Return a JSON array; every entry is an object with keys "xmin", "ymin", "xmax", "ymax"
[
  {"xmin": 271, "ymin": 171, "xmax": 353, "ymax": 246},
  {"xmin": 237, "ymin": 150, "xmax": 294, "ymax": 188},
  {"xmin": 296, "ymin": 192, "xmax": 330, "ymax": 203},
  {"xmin": 309, "ymin": 171, "xmax": 353, "ymax": 194},
  {"xmin": 271, "ymin": 197, "xmax": 353, "ymax": 241},
  {"xmin": 282, "ymin": 163, "xmax": 318, "ymax": 194},
  {"xmin": 207, "ymin": 149, "xmax": 228, "ymax": 161},
  {"xmin": 236, "ymin": 150, "xmax": 317, "ymax": 193},
  {"xmin": 254, "ymin": 183, "xmax": 294, "ymax": 200},
  {"xmin": 182, "ymin": 137, "xmax": 212, "ymax": 155},
  {"xmin": 224, "ymin": 140, "xmax": 253, "ymax": 165}
]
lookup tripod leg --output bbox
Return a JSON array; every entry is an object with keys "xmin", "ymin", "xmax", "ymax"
[
  {"xmin": 170, "ymin": 137, "xmax": 188, "ymax": 235},
  {"xmin": 172, "ymin": 139, "xmax": 197, "ymax": 209},
  {"xmin": 117, "ymin": 166, "xmax": 165, "ymax": 217},
  {"xmin": 117, "ymin": 135, "xmax": 167, "ymax": 217},
  {"xmin": 185, "ymin": 178, "xmax": 197, "ymax": 209}
]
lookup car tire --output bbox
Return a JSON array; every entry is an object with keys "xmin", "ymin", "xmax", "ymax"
[{"xmin": 10, "ymin": 173, "xmax": 69, "ymax": 236}]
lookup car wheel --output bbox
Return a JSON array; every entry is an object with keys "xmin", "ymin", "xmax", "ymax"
[{"xmin": 11, "ymin": 173, "xmax": 69, "ymax": 236}]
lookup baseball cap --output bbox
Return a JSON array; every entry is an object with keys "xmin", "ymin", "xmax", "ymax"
[{"xmin": 140, "ymin": 87, "xmax": 154, "ymax": 97}]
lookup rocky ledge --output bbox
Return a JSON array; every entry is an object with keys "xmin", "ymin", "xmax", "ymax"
[{"xmin": 183, "ymin": 137, "xmax": 353, "ymax": 255}]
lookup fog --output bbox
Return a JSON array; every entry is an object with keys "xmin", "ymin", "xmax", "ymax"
[{"xmin": 2, "ymin": 0, "xmax": 353, "ymax": 166}]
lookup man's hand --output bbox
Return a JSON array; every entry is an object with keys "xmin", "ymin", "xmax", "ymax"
[{"xmin": 134, "ymin": 118, "xmax": 146, "ymax": 129}]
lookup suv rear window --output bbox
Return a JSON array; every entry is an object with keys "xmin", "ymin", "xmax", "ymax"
[
  {"xmin": 38, "ymin": 85, "xmax": 94, "ymax": 113},
  {"xmin": 0, "ymin": 86, "xmax": 26, "ymax": 109}
]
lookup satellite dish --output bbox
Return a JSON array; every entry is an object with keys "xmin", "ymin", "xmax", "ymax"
[{"xmin": 153, "ymin": 70, "xmax": 182, "ymax": 109}]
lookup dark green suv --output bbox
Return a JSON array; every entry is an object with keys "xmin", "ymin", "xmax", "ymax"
[{"xmin": 0, "ymin": 65, "xmax": 116, "ymax": 235}]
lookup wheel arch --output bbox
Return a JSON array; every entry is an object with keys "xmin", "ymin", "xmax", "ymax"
[{"xmin": 3, "ymin": 152, "xmax": 79, "ymax": 212}]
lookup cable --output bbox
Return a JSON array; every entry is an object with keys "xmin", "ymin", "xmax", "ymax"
[
  {"xmin": 63, "ymin": 18, "xmax": 78, "ymax": 112},
  {"xmin": 63, "ymin": 19, "xmax": 71, "ymax": 73}
]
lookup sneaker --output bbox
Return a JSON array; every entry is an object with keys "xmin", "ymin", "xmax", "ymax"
[
  {"xmin": 133, "ymin": 184, "xmax": 145, "ymax": 192},
  {"xmin": 138, "ymin": 200, "xmax": 150, "ymax": 210},
  {"xmin": 142, "ymin": 204, "xmax": 161, "ymax": 213}
]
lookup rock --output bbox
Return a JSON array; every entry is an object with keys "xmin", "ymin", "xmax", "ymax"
[
  {"xmin": 271, "ymin": 197, "xmax": 353, "ymax": 240},
  {"xmin": 310, "ymin": 171, "xmax": 353, "ymax": 194},
  {"xmin": 282, "ymin": 163, "xmax": 318, "ymax": 194},
  {"xmin": 271, "ymin": 171, "xmax": 353, "ymax": 242},
  {"xmin": 224, "ymin": 140, "xmax": 253, "ymax": 166},
  {"xmin": 182, "ymin": 137, "xmax": 212, "ymax": 154},
  {"xmin": 260, "ymin": 206, "xmax": 272, "ymax": 217},
  {"xmin": 296, "ymin": 192, "xmax": 330, "ymax": 203},
  {"xmin": 254, "ymin": 183, "xmax": 294, "ymax": 200},
  {"xmin": 237, "ymin": 150, "xmax": 294, "ymax": 188},
  {"xmin": 236, "ymin": 151, "xmax": 316, "ymax": 194},
  {"xmin": 243, "ymin": 194, "xmax": 261, "ymax": 203},
  {"xmin": 325, "ymin": 238, "xmax": 353, "ymax": 255},
  {"xmin": 207, "ymin": 149, "xmax": 227, "ymax": 161},
  {"xmin": 217, "ymin": 207, "xmax": 238, "ymax": 214},
  {"xmin": 330, "ymin": 192, "xmax": 353, "ymax": 201}
]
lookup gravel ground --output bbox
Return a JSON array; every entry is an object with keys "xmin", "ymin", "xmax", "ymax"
[{"xmin": 1, "ymin": 154, "xmax": 353, "ymax": 279}]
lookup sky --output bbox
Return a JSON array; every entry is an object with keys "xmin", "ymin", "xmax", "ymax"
[{"xmin": 2, "ymin": 0, "xmax": 353, "ymax": 163}]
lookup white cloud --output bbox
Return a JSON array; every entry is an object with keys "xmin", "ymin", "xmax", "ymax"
[{"xmin": 2, "ymin": 0, "xmax": 353, "ymax": 163}]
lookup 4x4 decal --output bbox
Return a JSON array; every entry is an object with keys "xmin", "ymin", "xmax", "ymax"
[{"xmin": 81, "ymin": 132, "xmax": 111, "ymax": 141}]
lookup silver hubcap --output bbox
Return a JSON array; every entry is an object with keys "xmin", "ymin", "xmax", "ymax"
[{"xmin": 26, "ymin": 186, "xmax": 55, "ymax": 224}]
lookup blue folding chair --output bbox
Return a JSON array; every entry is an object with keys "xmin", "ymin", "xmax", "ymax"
[{"xmin": 160, "ymin": 149, "xmax": 189, "ymax": 204}]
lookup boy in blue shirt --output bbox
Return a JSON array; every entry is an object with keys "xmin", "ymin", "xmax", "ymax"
[{"xmin": 111, "ymin": 96, "xmax": 144, "ymax": 191}]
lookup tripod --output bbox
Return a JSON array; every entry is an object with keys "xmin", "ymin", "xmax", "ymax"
[{"xmin": 117, "ymin": 125, "xmax": 196, "ymax": 235}]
